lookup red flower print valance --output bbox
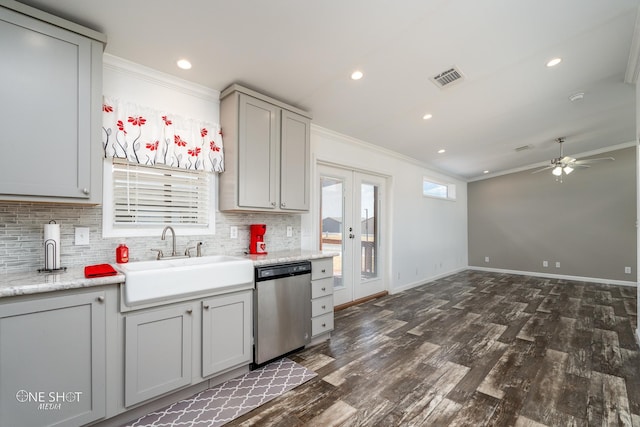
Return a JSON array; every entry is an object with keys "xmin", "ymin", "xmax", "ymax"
[{"xmin": 102, "ymin": 97, "xmax": 224, "ymax": 172}]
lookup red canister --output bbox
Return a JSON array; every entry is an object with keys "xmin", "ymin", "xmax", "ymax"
[{"xmin": 116, "ymin": 243, "xmax": 129, "ymax": 263}]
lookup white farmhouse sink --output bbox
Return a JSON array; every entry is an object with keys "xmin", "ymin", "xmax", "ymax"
[{"xmin": 117, "ymin": 255, "xmax": 254, "ymax": 306}]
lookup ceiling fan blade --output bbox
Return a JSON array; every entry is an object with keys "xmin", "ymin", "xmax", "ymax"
[
  {"xmin": 531, "ymin": 166, "xmax": 554, "ymax": 174},
  {"xmin": 573, "ymin": 156, "xmax": 615, "ymax": 165},
  {"xmin": 561, "ymin": 156, "xmax": 576, "ymax": 163}
]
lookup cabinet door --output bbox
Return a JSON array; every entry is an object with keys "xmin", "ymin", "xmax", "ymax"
[
  {"xmin": 0, "ymin": 291, "xmax": 106, "ymax": 427},
  {"xmin": 201, "ymin": 291, "xmax": 252, "ymax": 377},
  {"xmin": 124, "ymin": 303, "xmax": 193, "ymax": 407},
  {"xmin": 280, "ymin": 109, "xmax": 310, "ymax": 211},
  {"xmin": 0, "ymin": 7, "xmax": 94, "ymax": 200},
  {"xmin": 238, "ymin": 94, "xmax": 279, "ymax": 209}
]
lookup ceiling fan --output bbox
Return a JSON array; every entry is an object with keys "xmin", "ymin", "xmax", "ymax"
[{"xmin": 532, "ymin": 137, "xmax": 614, "ymax": 179}]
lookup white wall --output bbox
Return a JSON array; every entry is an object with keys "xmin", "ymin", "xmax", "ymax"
[{"xmin": 303, "ymin": 126, "xmax": 468, "ymax": 294}]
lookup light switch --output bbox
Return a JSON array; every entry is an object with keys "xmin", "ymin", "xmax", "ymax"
[
  {"xmin": 75, "ymin": 227, "xmax": 90, "ymax": 246},
  {"xmin": 230, "ymin": 226, "xmax": 238, "ymax": 239}
]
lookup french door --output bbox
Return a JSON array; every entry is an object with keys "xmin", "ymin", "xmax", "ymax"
[{"xmin": 318, "ymin": 164, "xmax": 386, "ymax": 306}]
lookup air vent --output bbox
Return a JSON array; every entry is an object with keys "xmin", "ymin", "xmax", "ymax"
[
  {"xmin": 431, "ymin": 66, "xmax": 465, "ymax": 88},
  {"xmin": 515, "ymin": 145, "xmax": 532, "ymax": 152}
]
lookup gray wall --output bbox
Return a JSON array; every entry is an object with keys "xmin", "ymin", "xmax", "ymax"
[{"xmin": 468, "ymin": 146, "xmax": 636, "ymax": 282}]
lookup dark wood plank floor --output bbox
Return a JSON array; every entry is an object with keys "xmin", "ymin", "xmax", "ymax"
[{"xmin": 229, "ymin": 270, "xmax": 640, "ymax": 426}]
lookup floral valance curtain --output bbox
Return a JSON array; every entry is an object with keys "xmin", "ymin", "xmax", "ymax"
[{"xmin": 102, "ymin": 97, "xmax": 224, "ymax": 172}]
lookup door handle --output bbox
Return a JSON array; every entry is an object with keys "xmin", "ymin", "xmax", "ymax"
[{"xmin": 349, "ymin": 233, "xmax": 355, "ymax": 239}]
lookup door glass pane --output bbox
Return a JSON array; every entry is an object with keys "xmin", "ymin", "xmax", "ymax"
[
  {"xmin": 360, "ymin": 183, "xmax": 378, "ymax": 281},
  {"xmin": 320, "ymin": 177, "xmax": 343, "ymax": 288}
]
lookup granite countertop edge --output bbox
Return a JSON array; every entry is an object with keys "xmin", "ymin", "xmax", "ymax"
[{"xmin": 0, "ymin": 250, "xmax": 337, "ymax": 299}]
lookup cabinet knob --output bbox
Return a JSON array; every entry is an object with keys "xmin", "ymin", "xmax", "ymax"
[
  {"xmin": 186, "ymin": 309, "xmax": 193, "ymax": 314},
  {"xmin": 203, "ymin": 305, "xmax": 210, "ymax": 310},
  {"xmin": 96, "ymin": 296, "xmax": 104, "ymax": 303},
  {"xmin": 82, "ymin": 188, "xmax": 90, "ymax": 195},
  {"xmin": 321, "ymin": 305, "xmax": 326, "ymax": 309},
  {"xmin": 321, "ymin": 287, "xmax": 326, "ymax": 291},
  {"xmin": 271, "ymin": 201, "xmax": 276, "ymax": 207},
  {"xmin": 322, "ymin": 323, "xmax": 326, "ymax": 328},
  {"xmin": 321, "ymin": 269, "xmax": 326, "ymax": 273},
  {"xmin": 281, "ymin": 202, "xmax": 286, "ymax": 208}
]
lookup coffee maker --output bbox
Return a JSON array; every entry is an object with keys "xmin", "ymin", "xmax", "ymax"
[{"xmin": 249, "ymin": 224, "xmax": 267, "ymax": 254}]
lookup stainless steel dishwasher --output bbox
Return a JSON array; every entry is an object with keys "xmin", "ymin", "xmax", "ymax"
[{"xmin": 254, "ymin": 261, "xmax": 311, "ymax": 365}]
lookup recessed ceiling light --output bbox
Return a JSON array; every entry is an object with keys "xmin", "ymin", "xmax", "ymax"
[
  {"xmin": 177, "ymin": 59, "xmax": 192, "ymax": 70},
  {"xmin": 483, "ymin": 170, "xmax": 490, "ymax": 174},
  {"xmin": 422, "ymin": 113, "xmax": 433, "ymax": 120},
  {"xmin": 546, "ymin": 57, "xmax": 562, "ymax": 67},
  {"xmin": 351, "ymin": 70, "xmax": 363, "ymax": 80},
  {"xmin": 437, "ymin": 149, "xmax": 446, "ymax": 154}
]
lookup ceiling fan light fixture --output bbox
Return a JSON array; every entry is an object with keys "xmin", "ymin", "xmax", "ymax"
[
  {"xmin": 563, "ymin": 166, "xmax": 574, "ymax": 175},
  {"xmin": 552, "ymin": 166, "xmax": 563, "ymax": 176}
]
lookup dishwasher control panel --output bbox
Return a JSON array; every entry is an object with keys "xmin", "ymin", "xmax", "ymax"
[{"xmin": 255, "ymin": 261, "xmax": 311, "ymax": 281}]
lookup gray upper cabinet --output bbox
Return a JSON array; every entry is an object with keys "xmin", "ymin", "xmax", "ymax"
[
  {"xmin": 0, "ymin": 1, "xmax": 105, "ymax": 204},
  {"xmin": 219, "ymin": 84, "xmax": 311, "ymax": 213},
  {"xmin": 0, "ymin": 289, "xmax": 107, "ymax": 427}
]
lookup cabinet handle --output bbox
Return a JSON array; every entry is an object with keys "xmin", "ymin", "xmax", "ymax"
[
  {"xmin": 96, "ymin": 296, "xmax": 104, "ymax": 303},
  {"xmin": 82, "ymin": 188, "xmax": 89, "ymax": 195},
  {"xmin": 321, "ymin": 287, "xmax": 326, "ymax": 291},
  {"xmin": 321, "ymin": 269, "xmax": 326, "ymax": 273},
  {"xmin": 321, "ymin": 305, "xmax": 326, "ymax": 309},
  {"xmin": 203, "ymin": 305, "xmax": 210, "ymax": 309},
  {"xmin": 186, "ymin": 309, "xmax": 193, "ymax": 314}
]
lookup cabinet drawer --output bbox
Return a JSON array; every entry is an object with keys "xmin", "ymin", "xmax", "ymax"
[
  {"xmin": 311, "ymin": 312, "xmax": 334, "ymax": 337},
  {"xmin": 311, "ymin": 295, "xmax": 333, "ymax": 317},
  {"xmin": 311, "ymin": 277, "xmax": 333, "ymax": 298},
  {"xmin": 311, "ymin": 258, "xmax": 333, "ymax": 280}
]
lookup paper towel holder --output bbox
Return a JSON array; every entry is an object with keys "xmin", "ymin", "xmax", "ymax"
[{"xmin": 38, "ymin": 220, "xmax": 67, "ymax": 273}]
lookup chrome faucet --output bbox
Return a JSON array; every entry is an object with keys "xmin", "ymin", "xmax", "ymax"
[{"xmin": 161, "ymin": 226, "xmax": 177, "ymax": 257}]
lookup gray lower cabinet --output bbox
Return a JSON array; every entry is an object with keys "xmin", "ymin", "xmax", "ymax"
[
  {"xmin": 124, "ymin": 290, "xmax": 253, "ymax": 408},
  {"xmin": 201, "ymin": 291, "xmax": 252, "ymax": 377},
  {"xmin": 0, "ymin": 1, "xmax": 105, "ymax": 203},
  {"xmin": 0, "ymin": 290, "xmax": 107, "ymax": 427},
  {"xmin": 310, "ymin": 258, "xmax": 335, "ymax": 339},
  {"xmin": 124, "ymin": 302, "xmax": 194, "ymax": 407}
]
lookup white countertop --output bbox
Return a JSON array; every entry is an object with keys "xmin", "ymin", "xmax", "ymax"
[
  {"xmin": 245, "ymin": 249, "xmax": 337, "ymax": 266},
  {"xmin": 0, "ymin": 267, "xmax": 125, "ymax": 299},
  {"xmin": 0, "ymin": 250, "xmax": 337, "ymax": 299}
]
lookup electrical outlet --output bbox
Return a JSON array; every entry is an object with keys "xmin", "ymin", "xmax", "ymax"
[
  {"xmin": 543, "ymin": 261, "xmax": 548, "ymax": 267},
  {"xmin": 75, "ymin": 227, "xmax": 90, "ymax": 246},
  {"xmin": 286, "ymin": 226, "xmax": 292, "ymax": 237},
  {"xmin": 484, "ymin": 256, "xmax": 490, "ymax": 263},
  {"xmin": 230, "ymin": 226, "xmax": 238, "ymax": 239},
  {"xmin": 555, "ymin": 262, "xmax": 561, "ymax": 268},
  {"xmin": 625, "ymin": 266, "xmax": 632, "ymax": 274}
]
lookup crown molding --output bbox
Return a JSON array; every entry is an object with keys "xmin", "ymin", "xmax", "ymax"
[{"xmin": 310, "ymin": 124, "xmax": 467, "ymax": 183}]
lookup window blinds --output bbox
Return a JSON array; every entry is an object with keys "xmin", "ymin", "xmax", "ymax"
[{"xmin": 112, "ymin": 159, "xmax": 210, "ymax": 226}]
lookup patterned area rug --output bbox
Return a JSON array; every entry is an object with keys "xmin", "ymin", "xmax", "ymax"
[{"xmin": 124, "ymin": 358, "xmax": 316, "ymax": 427}]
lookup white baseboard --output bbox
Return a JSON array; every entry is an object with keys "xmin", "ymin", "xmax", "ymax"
[
  {"xmin": 468, "ymin": 266, "xmax": 638, "ymax": 288},
  {"xmin": 390, "ymin": 267, "xmax": 467, "ymax": 295}
]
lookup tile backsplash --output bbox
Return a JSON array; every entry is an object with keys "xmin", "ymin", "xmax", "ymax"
[{"xmin": 0, "ymin": 202, "xmax": 301, "ymax": 274}]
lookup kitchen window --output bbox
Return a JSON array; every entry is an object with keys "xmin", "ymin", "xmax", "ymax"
[{"xmin": 102, "ymin": 159, "xmax": 215, "ymax": 237}]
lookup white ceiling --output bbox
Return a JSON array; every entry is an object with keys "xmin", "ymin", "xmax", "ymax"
[{"xmin": 17, "ymin": 0, "xmax": 640, "ymax": 180}]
